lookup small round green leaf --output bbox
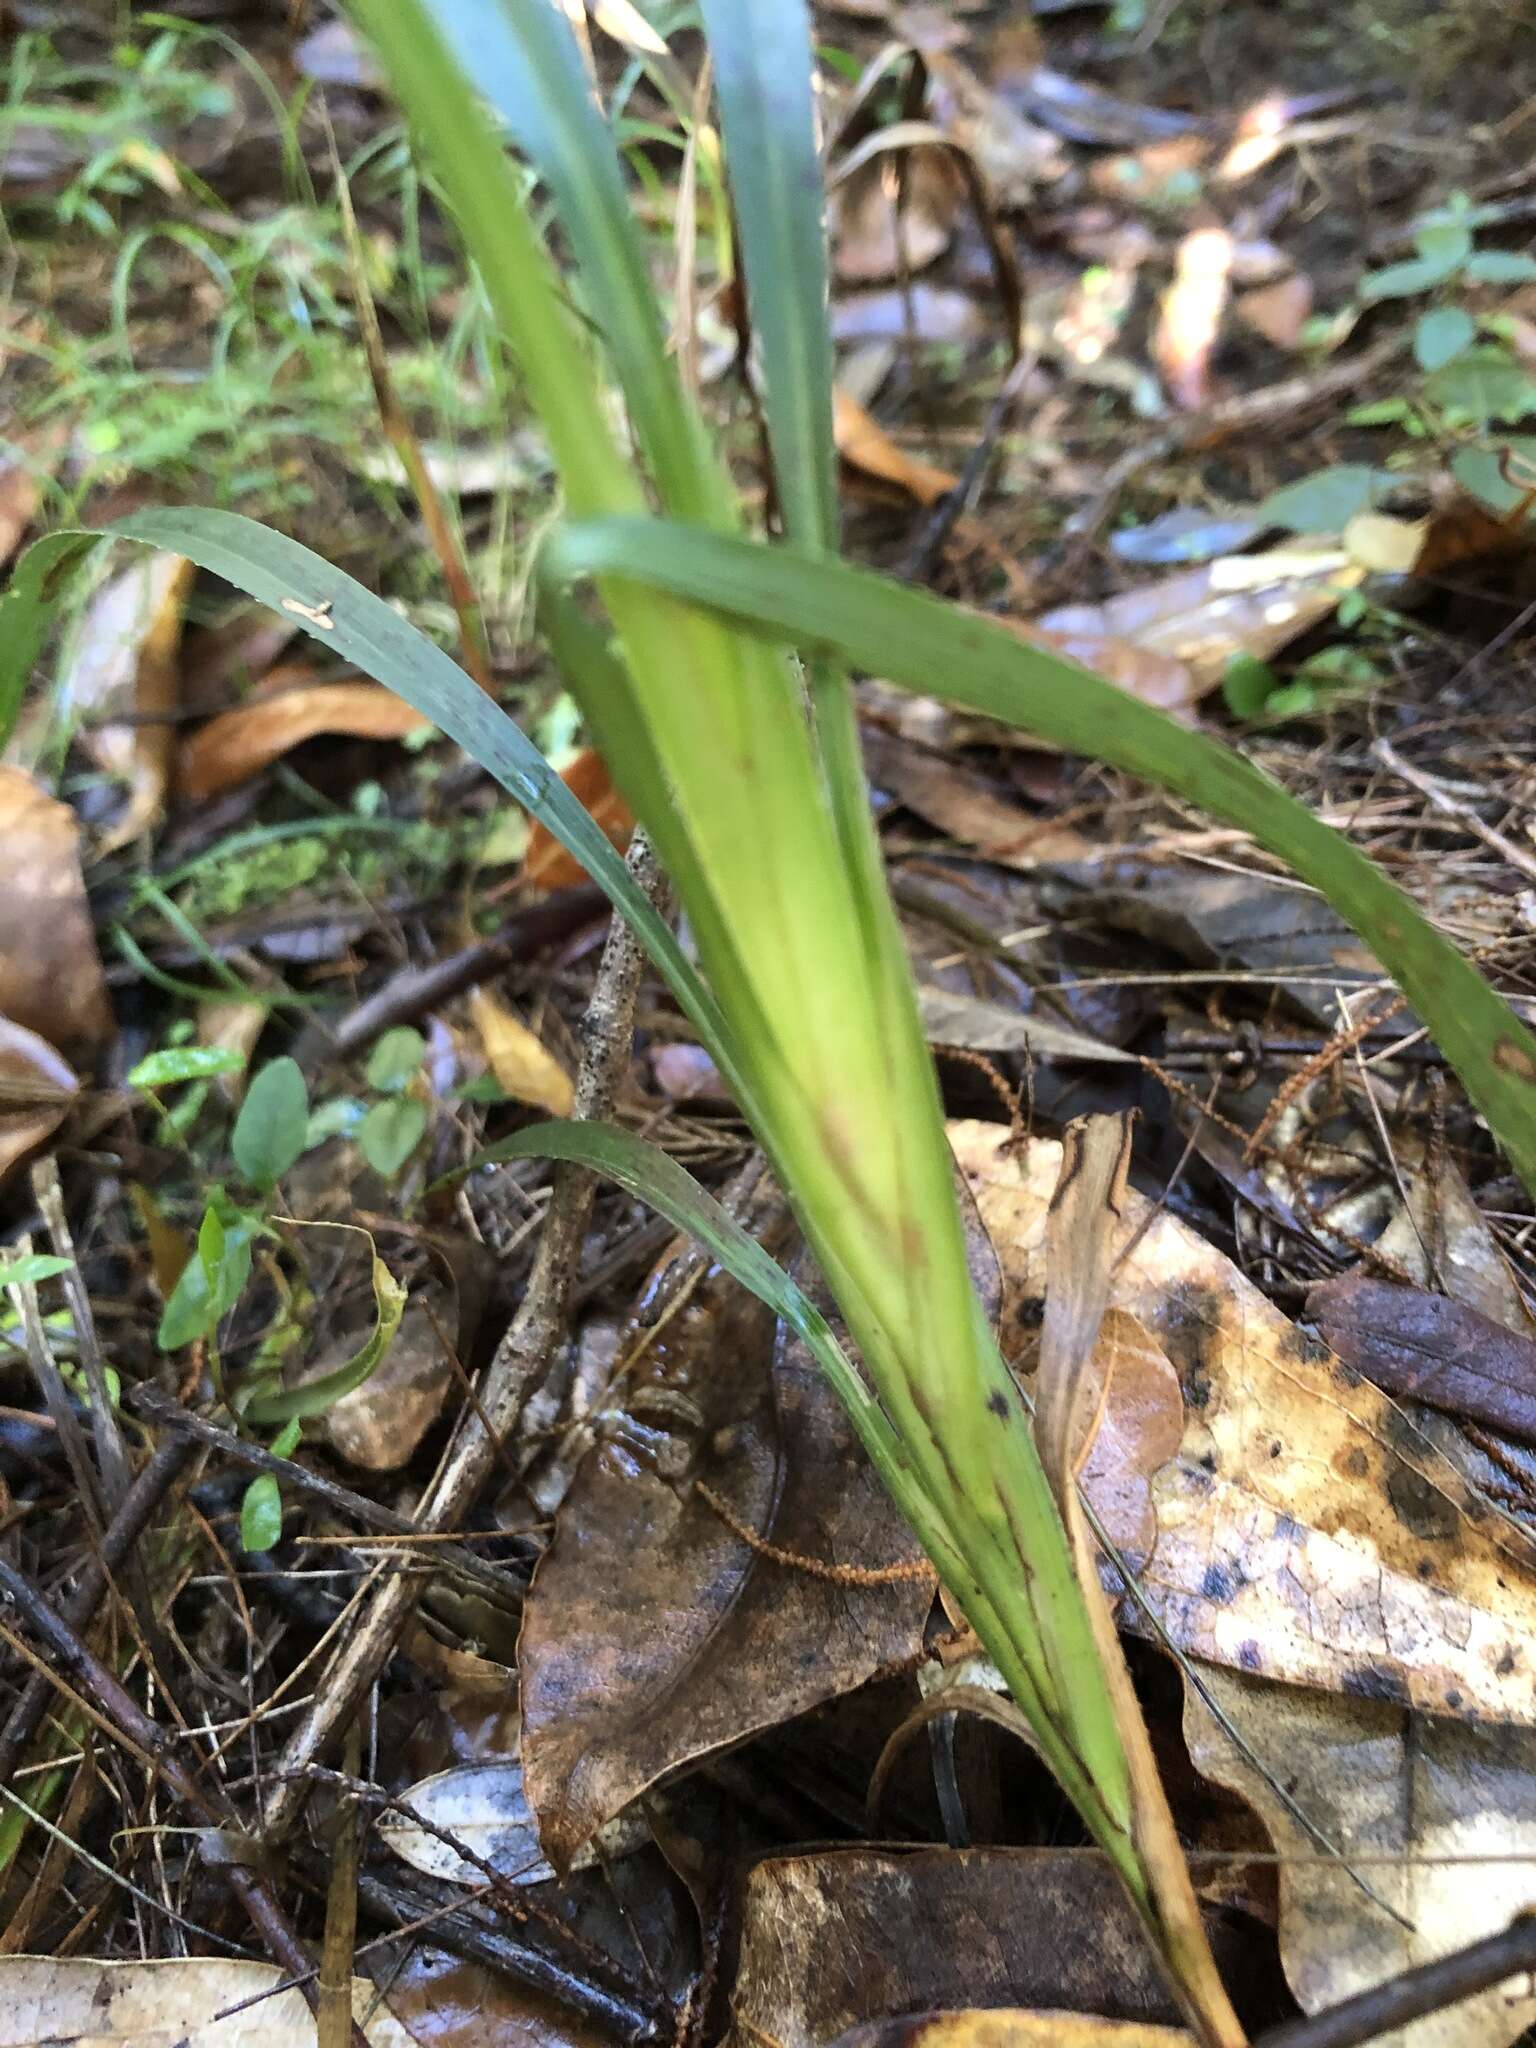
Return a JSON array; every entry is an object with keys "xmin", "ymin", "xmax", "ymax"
[
  {"xmin": 232, "ymin": 1057, "xmax": 310, "ymax": 1187},
  {"xmin": 240, "ymin": 1474, "xmax": 283, "ymax": 1554},
  {"xmin": 358, "ymin": 1095, "xmax": 427, "ymax": 1177},
  {"xmin": 1221, "ymin": 654, "xmax": 1278, "ymax": 720},
  {"xmin": 366, "ymin": 1027, "xmax": 427, "ymax": 1094},
  {"xmin": 1413, "ymin": 305, "xmax": 1475, "ymax": 372}
]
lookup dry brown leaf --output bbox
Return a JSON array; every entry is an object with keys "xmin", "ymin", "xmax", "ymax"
[
  {"xmin": 0, "ymin": 767, "xmax": 112, "ymax": 1064},
  {"xmin": 1236, "ymin": 276, "xmax": 1314, "ymax": 351},
  {"xmin": 1076, "ymin": 1306, "xmax": 1186, "ymax": 1564},
  {"xmin": 833, "ymin": 2016, "xmax": 1191, "ymax": 2048},
  {"xmin": 1154, "ymin": 223, "xmax": 1234, "ymax": 411},
  {"xmin": 1376, "ymin": 1142, "xmax": 1530, "ymax": 1333},
  {"xmin": 320, "ymin": 1294, "xmax": 455, "ymax": 1473},
  {"xmin": 950, "ymin": 1121, "xmax": 1536, "ymax": 1723},
  {"xmin": 723, "ymin": 1849, "xmax": 1254, "ymax": 2048},
  {"xmin": 1184, "ymin": 1668, "xmax": 1536, "ymax": 2048},
  {"xmin": 0, "ymin": 1019, "xmax": 78, "ymax": 1192},
  {"xmin": 522, "ymin": 747, "xmax": 634, "ymax": 891},
  {"xmin": 0, "ymin": 1956, "xmax": 414, "ymax": 2047},
  {"xmin": 832, "ymin": 161, "xmax": 955, "ymax": 284},
  {"xmin": 468, "ymin": 989, "xmax": 574, "ymax": 1116},
  {"xmin": 834, "ymin": 386, "xmax": 959, "ymax": 505},
  {"xmin": 1005, "ymin": 615, "xmax": 1199, "ymax": 718},
  {"xmin": 60, "ymin": 551, "xmax": 193, "ymax": 848},
  {"xmin": 1033, "ymin": 549, "xmax": 1359, "ymax": 702},
  {"xmin": 520, "ymin": 1259, "xmax": 933, "ymax": 1869},
  {"xmin": 177, "ymin": 676, "xmax": 431, "ymax": 801}
]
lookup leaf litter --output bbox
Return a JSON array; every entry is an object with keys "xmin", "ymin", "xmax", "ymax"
[{"xmin": 12, "ymin": 2, "xmax": 1536, "ymax": 2044}]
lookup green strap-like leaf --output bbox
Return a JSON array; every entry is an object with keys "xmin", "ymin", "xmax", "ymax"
[
  {"xmin": 409, "ymin": 0, "xmax": 725, "ymax": 533},
  {"xmin": 0, "ymin": 512, "xmax": 730, "ymax": 1076},
  {"xmin": 547, "ymin": 514, "xmax": 1536, "ymax": 1198},
  {"xmin": 700, "ymin": 0, "xmax": 837, "ymax": 552}
]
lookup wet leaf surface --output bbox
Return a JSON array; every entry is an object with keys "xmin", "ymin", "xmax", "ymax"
[
  {"xmin": 519, "ymin": 1259, "xmax": 933, "ymax": 1869},
  {"xmin": 721, "ymin": 1849, "xmax": 1268, "ymax": 2048}
]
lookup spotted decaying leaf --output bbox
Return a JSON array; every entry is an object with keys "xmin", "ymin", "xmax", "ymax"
[
  {"xmin": 950, "ymin": 1120, "xmax": 1536, "ymax": 1723},
  {"xmin": 1184, "ymin": 1669, "xmax": 1536, "ymax": 2048}
]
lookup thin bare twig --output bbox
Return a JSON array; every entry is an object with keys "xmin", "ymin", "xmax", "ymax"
[{"xmin": 0, "ymin": 1552, "xmax": 355, "ymax": 2039}]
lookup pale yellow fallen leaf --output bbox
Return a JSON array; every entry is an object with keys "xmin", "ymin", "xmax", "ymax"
[{"xmin": 469, "ymin": 988, "xmax": 574, "ymax": 1115}]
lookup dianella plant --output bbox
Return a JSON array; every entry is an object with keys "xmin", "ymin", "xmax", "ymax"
[{"xmin": 10, "ymin": 3, "xmax": 1536, "ymax": 2040}]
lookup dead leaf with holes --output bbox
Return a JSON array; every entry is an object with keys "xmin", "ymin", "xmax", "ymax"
[
  {"xmin": 0, "ymin": 1956, "xmax": 414, "ymax": 2047},
  {"xmin": 56, "ymin": 551, "xmax": 193, "ymax": 848},
  {"xmin": 177, "ymin": 669, "xmax": 431, "ymax": 800}
]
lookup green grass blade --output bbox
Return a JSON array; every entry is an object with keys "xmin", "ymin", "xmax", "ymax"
[
  {"xmin": 0, "ymin": 515, "xmax": 731, "ymax": 1074},
  {"xmin": 699, "ymin": 0, "xmax": 837, "ymax": 552},
  {"xmin": 548, "ymin": 515, "xmax": 1536, "ymax": 1198},
  {"xmin": 403, "ymin": 0, "xmax": 725, "ymax": 531}
]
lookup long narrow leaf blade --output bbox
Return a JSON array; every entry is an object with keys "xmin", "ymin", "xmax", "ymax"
[
  {"xmin": 700, "ymin": 0, "xmax": 837, "ymax": 550},
  {"xmin": 406, "ymin": 0, "xmax": 723, "ymax": 530},
  {"xmin": 548, "ymin": 515, "xmax": 1536, "ymax": 1197},
  {"xmin": 0, "ymin": 513, "xmax": 730, "ymax": 1075}
]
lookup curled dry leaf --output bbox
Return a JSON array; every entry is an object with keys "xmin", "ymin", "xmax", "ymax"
[
  {"xmin": 0, "ymin": 766, "xmax": 112, "ymax": 1064},
  {"xmin": 1236, "ymin": 275, "xmax": 1314, "ymax": 351},
  {"xmin": 831, "ymin": 2016, "xmax": 1190, "ymax": 2048},
  {"xmin": 0, "ymin": 1018, "xmax": 78, "ymax": 1192},
  {"xmin": 722, "ymin": 1849, "xmax": 1257, "ymax": 2048},
  {"xmin": 522, "ymin": 747, "xmax": 634, "ymax": 891},
  {"xmin": 177, "ymin": 672, "xmax": 432, "ymax": 801},
  {"xmin": 58, "ymin": 551, "xmax": 193, "ymax": 848},
  {"xmin": 1033, "ymin": 548, "xmax": 1359, "ymax": 704},
  {"xmin": 1154, "ymin": 223, "xmax": 1234, "ymax": 411},
  {"xmin": 1374, "ymin": 1141, "xmax": 1530, "ymax": 1333},
  {"xmin": 1184, "ymin": 1667, "xmax": 1536, "ymax": 2048},
  {"xmin": 468, "ymin": 989, "xmax": 574, "ymax": 1116},
  {"xmin": 381, "ymin": 1755, "xmax": 647, "ymax": 1888},
  {"xmin": 834, "ymin": 387, "xmax": 959, "ymax": 506},
  {"xmin": 519, "ymin": 1258, "xmax": 933, "ymax": 1871},
  {"xmin": 1074, "ymin": 1306, "xmax": 1186, "ymax": 1565},
  {"xmin": 949, "ymin": 1121, "xmax": 1536, "ymax": 1724},
  {"xmin": 0, "ymin": 1957, "xmax": 414, "ymax": 2048},
  {"xmin": 919, "ymin": 985, "xmax": 1132, "ymax": 1066}
]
